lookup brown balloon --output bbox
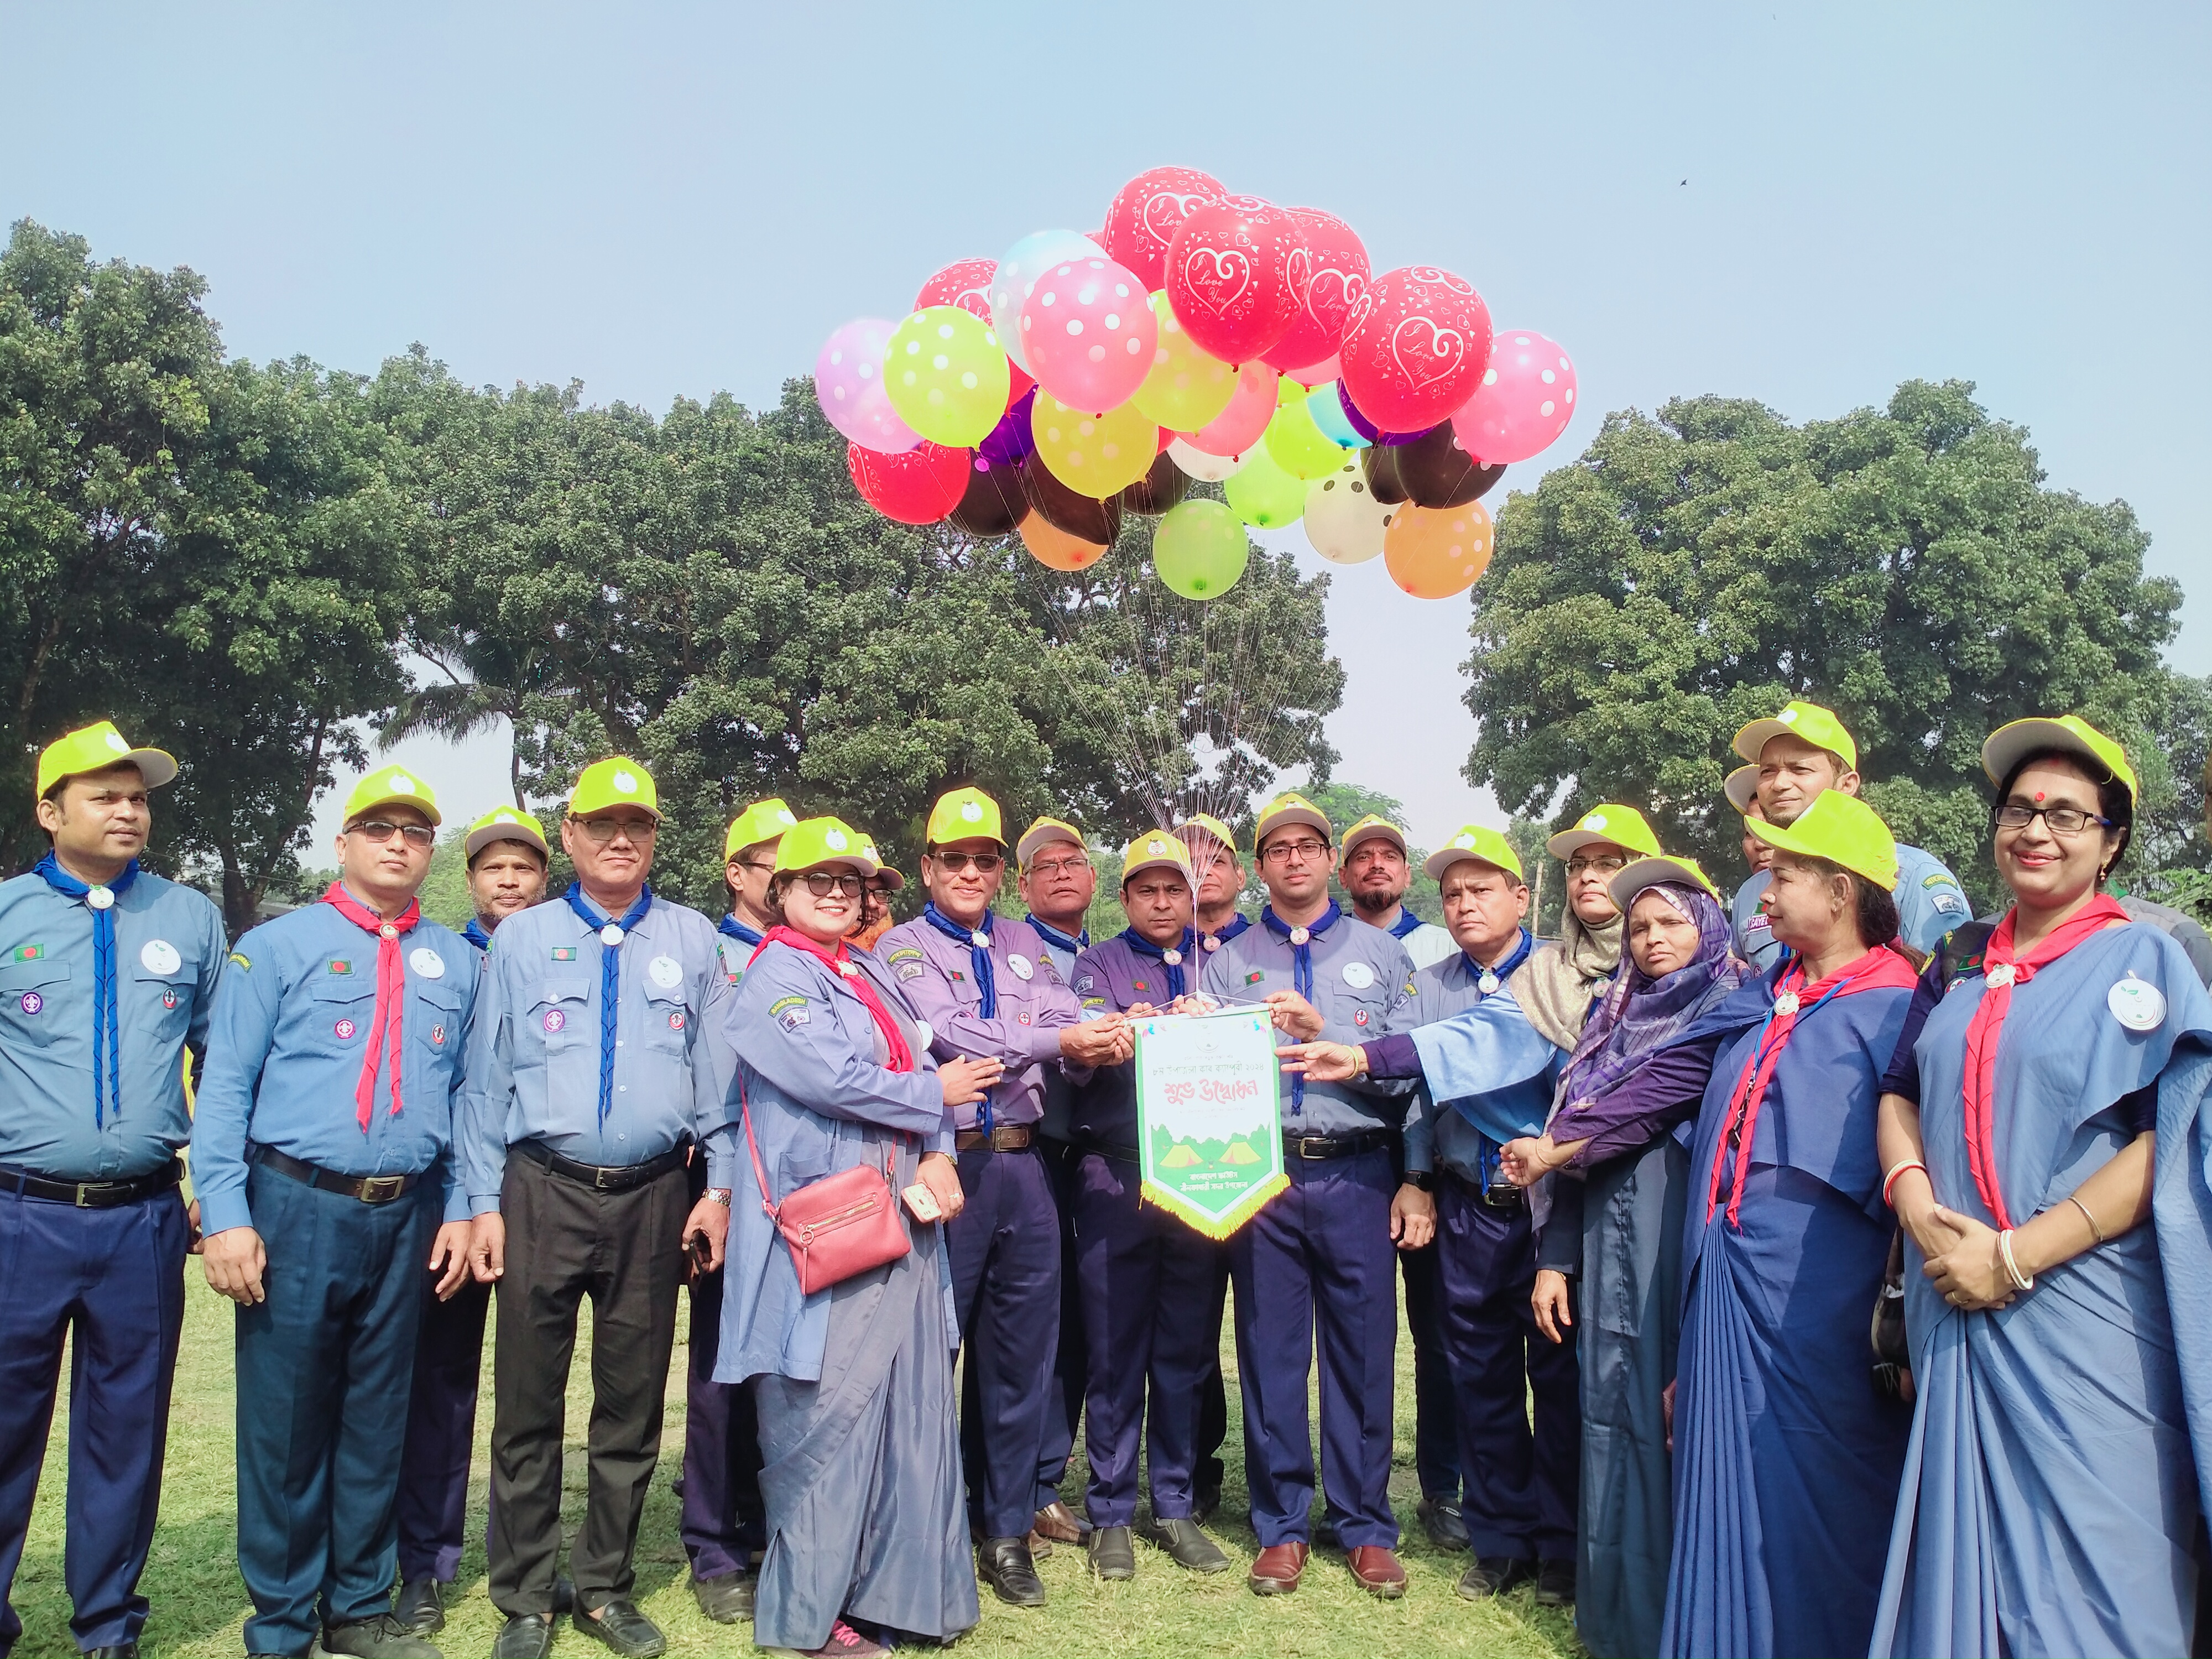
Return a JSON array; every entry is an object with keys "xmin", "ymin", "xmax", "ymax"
[
  {"xmin": 1391, "ymin": 422, "xmax": 1506, "ymax": 508},
  {"xmin": 946, "ymin": 457, "xmax": 1030, "ymax": 538},
  {"xmin": 1360, "ymin": 444, "xmax": 1409, "ymax": 505},
  {"xmin": 1020, "ymin": 457, "xmax": 1125, "ymax": 545},
  {"xmin": 1118, "ymin": 451, "xmax": 1190, "ymax": 517}
]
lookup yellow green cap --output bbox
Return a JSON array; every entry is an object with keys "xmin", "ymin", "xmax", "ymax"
[
  {"xmin": 858, "ymin": 833, "xmax": 906, "ymax": 891},
  {"xmin": 1120, "ymin": 830, "xmax": 1194, "ymax": 886},
  {"xmin": 1546, "ymin": 804, "xmax": 1663, "ymax": 862},
  {"xmin": 1339, "ymin": 813, "xmax": 1408, "ymax": 858},
  {"xmin": 1981, "ymin": 715, "xmax": 2137, "ymax": 805},
  {"xmin": 1425, "ymin": 824, "xmax": 1524, "ymax": 883},
  {"xmin": 1746, "ymin": 790, "xmax": 1900, "ymax": 891},
  {"xmin": 724, "ymin": 797, "xmax": 799, "ymax": 861},
  {"xmin": 926, "ymin": 786, "xmax": 1004, "ymax": 847},
  {"xmin": 1724, "ymin": 765, "xmax": 1759, "ymax": 815},
  {"xmin": 1733, "ymin": 700, "xmax": 1859, "ymax": 771},
  {"xmin": 1173, "ymin": 813, "xmax": 1241, "ymax": 857},
  {"xmin": 464, "ymin": 805, "xmax": 549, "ymax": 863},
  {"xmin": 1608, "ymin": 854, "xmax": 1721, "ymax": 910},
  {"xmin": 570, "ymin": 757, "xmax": 659, "ymax": 820},
  {"xmin": 36, "ymin": 720, "xmax": 178, "ymax": 799},
  {"xmin": 1253, "ymin": 791, "xmax": 1332, "ymax": 852},
  {"xmin": 343, "ymin": 763, "xmax": 442, "ymax": 827},
  {"xmin": 1017, "ymin": 816, "xmax": 1086, "ymax": 869},
  {"xmin": 773, "ymin": 816, "xmax": 880, "ymax": 876}
]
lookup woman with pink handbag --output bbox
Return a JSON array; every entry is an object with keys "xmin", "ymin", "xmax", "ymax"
[{"xmin": 712, "ymin": 817, "xmax": 1000, "ymax": 1659}]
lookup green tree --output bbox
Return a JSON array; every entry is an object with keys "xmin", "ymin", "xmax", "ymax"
[{"xmin": 1463, "ymin": 380, "xmax": 2201, "ymax": 901}]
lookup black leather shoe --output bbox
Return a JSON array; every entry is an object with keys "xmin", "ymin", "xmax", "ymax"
[
  {"xmin": 1457, "ymin": 1556, "xmax": 1535, "ymax": 1600},
  {"xmin": 573, "ymin": 1598, "xmax": 667, "ymax": 1658},
  {"xmin": 321, "ymin": 1613, "xmax": 442, "ymax": 1656},
  {"xmin": 1417, "ymin": 1495, "xmax": 1471, "ymax": 1551},
  {"xmin": 1535, "ymin": 1555, "xmax": 1577, "ymax": 1606},
  {"xmin": 691, "ymin": 1567, "xmax": 756, "ymax": 1623},
  {"xmin": 395, "ymin": 1577, "xmax": 445, "ymax": 1636},
  {"xmin": 491, "ymin": 1612, "xmax": 557, "ymax": 1659},
  {"xmin": 977, "ymin": 1535, "xmax": 1047, "ymax": 1607},
  {"xmin": 1149, "ymin": 1516, "xmax": 1230, "ymax": 1574},
  {"xmin": 1087, "ymin": 1524, "xmax": 1136, "ymax": 1580}
]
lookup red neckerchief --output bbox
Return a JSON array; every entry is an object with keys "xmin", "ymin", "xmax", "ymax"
[
  {"xmin": 752, "ymin": 925, "xmax": 915, "ymax": 1072},
  {"xmin": 1708, "ymin": 944, "xmax": 1922, "ymax": 1227},
  {"xmin": 1961, "ymin": 896, "xmax": 2129, "ymax": 1227},
  {"xmin": 321, "ymin": 882, "xmax": 421, "ymax": 1130}
]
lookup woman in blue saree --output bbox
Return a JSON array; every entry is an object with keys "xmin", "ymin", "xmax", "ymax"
[{"xmin": 1871, "ymin": 717, "xmax": 2212, "ymax": 1658}]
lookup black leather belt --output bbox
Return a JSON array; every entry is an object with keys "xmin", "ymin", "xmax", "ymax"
[
  {"xmin": 515, "ymin": 1137, "xmax": 688, "ymax": 1192},
  {"xmin": 256, "ymin": 1146, "xmax": 422, "ymax": 1205},
  {"xmin": 0, "ymin": 1158, "xmax": 184, "ymax": 1208},
  {"xmin": 955, "ymin": 1124, "xmax": 1035, "ymax": 1152},
  {"xmin": 1282, "ymin": 1128, "xmax": 1394, "ymax": 1161}
]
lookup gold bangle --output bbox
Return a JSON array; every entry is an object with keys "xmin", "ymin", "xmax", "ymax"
[{"xmin": 2068, "ymin": 1194, "xmax": 2106, "ymax": 1245}]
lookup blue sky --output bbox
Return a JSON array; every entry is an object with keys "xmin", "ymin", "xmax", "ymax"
[{"xmin": 8, "ymin": 3, "xmax": 2206, "ymax": 847}]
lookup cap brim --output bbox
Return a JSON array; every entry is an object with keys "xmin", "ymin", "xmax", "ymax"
[
  {"xmin": 1545, "ymin": 827, "xmax": 1616, "ymax": 860},
  {"xmin": 1730, "ymin": 718, "xmax": 1794, "ymax": 765},
  {"xmin": 1608, "ymin": 856, "xmax": 1717, "ymax": 909},
  {"xmin": 1255, "ymin": 807, "xmax": 1332, "ymax": 847},
  {"xmin": 1425, "ymin": 847, "xmax": 1521, "ymax": 883},
  {"xmin": 1342, "ymin": 825, "xmax": 1408, "ymax": 858},
  {"xmin": 122, "ymin": 748, "xmax": 179, "ymax": 790},
  {"xmin": 1724, "ymin": 769, "xmax": 1758, "ymax": 813},
  {"xmin": 1121, "ymin": 855, "xmax": 1193, "ymax": 886},
  {"xmin": 465, "ymin": 826, "xmax": 547, "ymax": 862},
  {"xmin": 1980, "ymin": 719, "xmax": 2130, "ymax": 798},
  {"xmin": 1018, "ymin": 828, "xmax": 1085, "ymax": 866},
  {"xmin": 872, "ymin": 866, "xmax": 906, "ymax": 891},
  {"xmin": 352, "ymin": 792, "xmax": 443, "ymax": 827}
]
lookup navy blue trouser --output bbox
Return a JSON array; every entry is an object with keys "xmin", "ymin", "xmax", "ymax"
[
  {"xmin": 1400, "ymin": 1230, "xmax": 1464, "ymax": 1504},
  {"xmin": 947, "ymin": 1146, "xmax": 1060, "ymax": 1541},
  {"xmin": 1030, "ymin": 1133, "xmax": 1086, "ymax": 1514},
  {"xmin": 1436, "ymin": 1175, "xmax": 1579, "ymax": 1561},
  {"xmin": 394, "ymin": 1265, "xmax": 488, "ymax": 1583},
  {"xmin": 1073, "ymin": 1154, "xmax": 1218, "ymax": 1527},
  {"xmin": 677, "ymin": 1253, "xmax": 764, "ymax": 1578},
  {"xmin": 0, "ymin": 1185, "xmax": 187, "ymax": 1657},
  {"xmin": 1227, "ymin": 1146, "xmax": 1400, "ymax": 1551},
  {"xmin": 234, "ymin": 1165, "xmax": 434, "ymax": 1656}
]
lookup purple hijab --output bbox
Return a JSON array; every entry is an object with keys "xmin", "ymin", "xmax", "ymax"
[{"xmin": 1556, "ymin": 882, "xmax": 1747, "ymax": 1110}]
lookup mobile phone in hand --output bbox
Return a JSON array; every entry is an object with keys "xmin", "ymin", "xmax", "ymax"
[
  {"xmin": 685, "ymin": 1230, "xmax": 713, "ymax": 1272},
  {"xmin": 902, "ymin": 1182, "xmax": 943, "ymax": 1223}
]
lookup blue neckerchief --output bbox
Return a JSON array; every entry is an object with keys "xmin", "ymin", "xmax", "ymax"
[
  {"xmin": 1387, "ymin": 907, "xmax": 1427, "ymax": 940},
  {"xmin": 922, "ymin": 903, "xmax": 996, "ymax": 1018},
  {"xmin": 1026, "ymin": 913, "xmax": 1088, "ymax": 956},
  {"xmin": 35, "ymin": 853, "xmax": 140, "ymax": 1128},
  {"xmin": 564, "ymin": 881, "xmax": 654, "ymax": 1127},
  {"xmin": 1261, "ymin": 901, "xmax": 1343, "ymax": 1116},
  {"xmin": 1202, "ymin": 912, "xmax": 1251, "ymax": 951},
  {"xmin": 462, "ymin": 917, "xmax": 493, "ymax": 952},
  {"xmin": 1120, "ymin": 925, "xmax": 1195, "ymax": 1000},
  {"xmin": 1469, "ymin": 928, "xmax": 1535, "ymax": 990},
  {"xmin": 1468, "ymin": 928, "xmax": 1536, "ymax": 1171},
  {"xmin": 718, "ymin": 915, "xmax": 764, "ymax": 947}
]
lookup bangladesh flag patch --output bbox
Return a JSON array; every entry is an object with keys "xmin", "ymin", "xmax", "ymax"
[
  {"xmin": 14, "ymin": 943, "xmax": 43, "ymax": 962},
  {"xmin": 551, "ymin": 946, "xmax": 578, "ymax": 962},
  {"xmin": 1245, "ymin": 969, "xmax": 1265, "ymax": 985},
  {"xmin": 328, "ymin": 959, "xmax": 352, "ymax": 975}
]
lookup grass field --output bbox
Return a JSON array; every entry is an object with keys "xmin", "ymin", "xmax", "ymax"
[{"xmin": 15, "ymin": 1274, "xmax": 1579, "ymax": 1657}]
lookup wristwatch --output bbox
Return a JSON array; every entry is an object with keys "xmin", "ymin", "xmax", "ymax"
[
  {"xmin": 1401, "ymin": 1169, "xmax": 1434, "ymax": 1192},
  {"xmin": 705, "ymin": 1188, "xmax": 732, "ymax": 1208}
]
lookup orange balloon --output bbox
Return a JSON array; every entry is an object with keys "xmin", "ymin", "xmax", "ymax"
[
  {"xmin": 1383, "ymin": 501, "xmax": 1493, "ymax": 598},
  {"xmin": 1020, "ymin": 512, "xmax": 1109, "ymax": 571}
]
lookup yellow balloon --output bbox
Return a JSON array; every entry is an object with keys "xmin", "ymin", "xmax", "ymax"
[
  {"xmin": 1264, "ymin": 396, "xmax": 1348, "ymax": 481},
  {"xmin": 1128, "ymin": 292, "xmax": 1238, "ymax": 433},
  {"xmin": 883, "ymin": 306, "xmax": 1011, "ymax": 448},
  {"xmin": 1030, "ymin": 393, "xmax": 1158, "ymax": 499}
]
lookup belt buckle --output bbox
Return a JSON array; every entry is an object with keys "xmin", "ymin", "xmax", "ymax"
[
  {"xmin": 358, "ymin": 1175, "xmax": 406, "ymax": 1204},
  {"xmin": 593, "ymin": 1165, "xmax": 618, "ymax": 1190},
  {"xmin": 1295, "ymin": 1135, "xmax": 1329, "ymax": 1161},
  {"xmin": 75, "ymin": 1182, "xmax": 97, "ymax": 1208}
]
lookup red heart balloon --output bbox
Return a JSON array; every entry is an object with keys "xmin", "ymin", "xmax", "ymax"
[
  {"xmin": 1338, "ymin": 265, "xmax": 1493, "ymax": 436},
  {"xmin": 847, "ymin": 441, "xmax": 971, "ymax": 525},
  {"xmin": 1262, "ymin": 207, "xmax": 1370, "ymax": 375},
  {"xmin": 1164, "ymin": 196, "xmax": 1309, "ymax": 366},
  {"xmin": 1102, "ymin": 165, "xmax": 1227, "ymax": 291},
  {"xmin": 917, "ymin": 258, "xmax": 1034, "ymax": 404}
]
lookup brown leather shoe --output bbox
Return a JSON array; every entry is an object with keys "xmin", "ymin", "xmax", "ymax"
[
  {"xmin": 1248, "ymin": 1541, "xmax": 1308, "ymax": 1596},
  {"xmin": 1348, "ymin": 1545, "xmax": 1408, "ymax": 1599},
  {"xmin": 1032, "ymin": 1500, "xmax": 1086, "ymax": 1545}
]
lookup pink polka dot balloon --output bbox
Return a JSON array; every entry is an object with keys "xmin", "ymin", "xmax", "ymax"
[
  {"xmin": 1020, "ymin": 255, "xmax": 1159, "ymax": 415},
  {"xmin": 814, "ymin": 319, "xmax": 920, "ymax": 453},
  {"xmin": 1452, "ymin": 330, "xmax": 1577, "ymax": 465},
  {"xmin": 1339, "ymin": 266, "xmax": 1494, "ymax": 437}
]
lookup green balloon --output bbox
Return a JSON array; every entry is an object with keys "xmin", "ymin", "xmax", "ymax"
[
  {"xmin": 1152, "ymin": 499, "xmax": 1250, "ymax": 601},
  {"xmin": 1224, "ymin": 445, "xmax": 1307, "ymax": 529},
  {"xmin": 883, "ymin": 305, "xmax": 1011, "ymax": 448},
  {"xmin": 1264, "ymin": 395, "xmax": 1348, "ymax": 481}
]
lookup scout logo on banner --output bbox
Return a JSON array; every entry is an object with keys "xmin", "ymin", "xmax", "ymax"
[{"xmin": 1133, "ymin": 1006, "xmax": 1287, "ymax": 1239}]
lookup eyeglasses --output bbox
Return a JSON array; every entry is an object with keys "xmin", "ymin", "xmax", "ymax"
[
  {"xmin": 349, "ymin": 820, "xmax": 436, "ymax": 848},
  {"xmin": 732, "ymin": 859, "xmax": 776, "ymax": 875},
  {"xmin": 1566, "ymin": 855, "xmax": 1627, "ymax": 879},
  {"xmin": 1262, "ymin": 839, "xmax": 1332, "ymax": 864},
  {"xmin": 803, "ymin": 872, "xmax": 866, "ymax": 898},
  {"xmin": 570, "ymin": 815, "xmax": 658, "ymax": 844},
  {"xmin": 931, "ymin": 851, "xmax": 1005, "ymax": 874},
  {"xmin": 1027, "ymin": 856, "xmax": 1091, "ymax": 879},
  {"xmin": 1994, "ymin": 803, "xmax": 2111, "ymax": 836}
]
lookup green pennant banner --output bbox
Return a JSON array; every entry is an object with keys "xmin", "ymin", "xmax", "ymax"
[{"xmin": 1134, "ymin": 1006, "xmax": 1288, "ymax": 1240}]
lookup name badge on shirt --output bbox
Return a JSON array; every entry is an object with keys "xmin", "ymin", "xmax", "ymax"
[
  {"xmin": 1008, "ymin": 953, "xmax": 1035, "ymax": 981},
  {"xmin": 410, "ymin": 947, "xmax": 445, "ymax": 979},
  {"xmin": 649, "ymin": 954, "xmax": 683, "ymax": 989},
  {"xmin": 140, "ymin": 938, "xmax": 181, "ymax": 975},
  {"xmin": 2109, "ymin": 972, "xmax": 2167, "ymax": 1033},
  {"xmin": 1341, "ymin": 961, "xmax": 1376, "ymax": 989}
]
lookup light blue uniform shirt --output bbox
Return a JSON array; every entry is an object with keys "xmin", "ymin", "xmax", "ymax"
[
  {"xmin": 1402, "ymin": 940, "xmax": 1562, "ymax": 1183},
  {"xmin": 191, "ymin": 896, "xmax": 477, "ymax": 1235},
  {"xmin": 457, "ymin": 893, "xmax": 734, "ymax": 1214},
  {"xmin": 1731, "ymin": 841, "xmax": 1969, "ymax": 972},
  {"xmin": 0, "ymin": 868, "xmax": 226, "ymax": 1180}
]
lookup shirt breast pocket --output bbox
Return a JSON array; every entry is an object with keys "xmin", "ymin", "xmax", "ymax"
[
  {"xmin": 0, "ymin": 959, "xmax": 71, "ymax": 1048},
  {"xmin": 133, "ymin": 956, "xmax": 196, "ymax": 1043},
  {"xmin": 529, "ymin": 978, "xmax": 590, "ymax": 1055},
  {"xmin": 643, "ymin": 984, "xmax": 692, "ymax": 1057},
  {"xmin": 310, "ymin": 975, "xmax": 377, "ymax": 1052},
  {"xmin": 413, "ymin": 979, "xmax": 466, "ymax": 1073}
]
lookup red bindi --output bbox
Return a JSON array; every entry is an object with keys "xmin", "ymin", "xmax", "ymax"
[{"xmin": 2033, "ymin": 790, "xmax": 2046, "ymax": 801}]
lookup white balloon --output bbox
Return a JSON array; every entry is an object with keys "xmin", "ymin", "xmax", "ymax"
[
  {"xmin": 1302, "ymin": 457, "xmax": 1394, "ymax": 564},
  {"xmin": 989, "ymin": 229, "xmax": 1106, "ymax": 374},
  {"xmin": 1166, "ymin": 437, "xmax": 1251, "ymax": 483}
]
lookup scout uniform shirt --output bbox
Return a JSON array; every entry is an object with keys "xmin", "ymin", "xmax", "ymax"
[
  {"xmin": 1732, "ymin": 842, "xmax": 1968, "ymax": 972},
  {"xmin": 1198, "ymin": 905, "xmax": 1430, "ymax": 1168},
  {"xmin": 191, "ymin": 894, "xmax": 478, "ymax": 1235},
  {"xmin": 458, "ymin": 890, "xmax": 734, "ymax": 1213},
  {"xmin": 0, "ymin": 862, "xmax": 226, "ymax": 1180},
  {"xmin": 876, "ymin": 911, "xmax": 1083, "ymax": 1132},
  {"xmin": 1067, "ymin": 928, "xmax": 1190, "ymax": 1154},
  {"xmin": 1402, "ymin": 931, "xmax": 1559, "ymax": 1185}
]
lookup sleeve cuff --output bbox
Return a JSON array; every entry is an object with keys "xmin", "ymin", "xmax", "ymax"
[
  {"xmin": 441, "ymin": 1185, "xmax": 473, "ymax": 1225},
  {"xmin": 706, "ymin": 1151, "xmax": 740, "ymax": 1189},
  {"xmin": 199, "ymin": 1191, "xmax": 255, "ymax": 1238},
  {"xmin": 468, "ymin": 1192, "xmax": 503, "ymax": 1217}
]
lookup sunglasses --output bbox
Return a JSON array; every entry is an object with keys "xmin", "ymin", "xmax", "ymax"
[
  {"xmin": 570, "ymin": 815, "xmax": 658, "ymax": 844},
  {"xmin": 349, "ymin": 820, "xmax": 436, "ymax": 848},
  {"xmin": 803, "ymin": 872, "xmax": 866, "ymax": 898},
  {"xmin": 931, "ymin": 851, "xmax": 1005, "ymax": 875}
]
